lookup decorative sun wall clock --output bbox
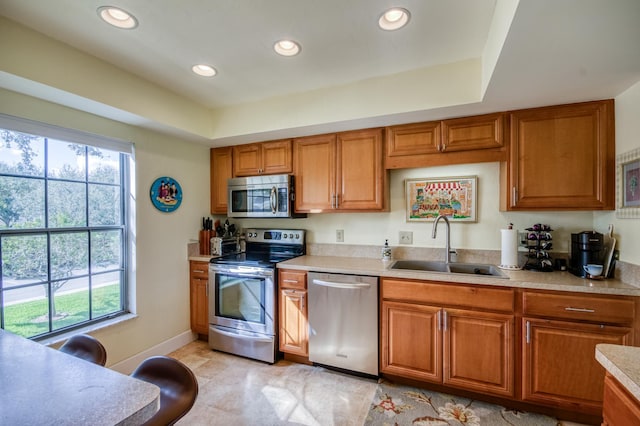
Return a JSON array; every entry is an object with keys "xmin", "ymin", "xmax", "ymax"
[{"xmin": 150, "ymin": 176, "xmax": 182, "ymax": 212}]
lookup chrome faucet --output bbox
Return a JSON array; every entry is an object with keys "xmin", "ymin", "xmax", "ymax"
[{"xmin": 432, "ymin": 215, "xmax": 452, "ymax": 264}]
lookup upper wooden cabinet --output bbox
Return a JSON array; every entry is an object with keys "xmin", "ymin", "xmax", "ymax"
[
  {"xmin": 233, "ymin": 139, "xmax": 292, "ymax": 176},
  {"xmin": 294, "ymin": 128, "xmax": 387, "ymax": 212},
  {"xmin": 385, "ymin": 113, "xmax": 506, "ymax": 169},
  {"xmin": 210, "ymin": 147, "xmax": 232, "ymax": 214},
  {"xmin": 501, "ymin": 99, "xmax": 615, "ymax": 211}
]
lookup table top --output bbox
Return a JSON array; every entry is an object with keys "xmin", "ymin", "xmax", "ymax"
[{"xmin": 0, "ymin": 329, "xmax": 159, "ymax": 426}]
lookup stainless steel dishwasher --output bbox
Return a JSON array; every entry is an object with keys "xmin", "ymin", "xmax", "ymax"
[{"xmin": 307, "ymin": 272, "xmax": 378, "ymax": 376}]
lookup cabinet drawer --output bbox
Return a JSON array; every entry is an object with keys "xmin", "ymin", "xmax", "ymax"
[
  {"xmin": 190, "ymin": 261, "xmax": 209, "ymax": 279},
  {"xmin": 382, "ymin": 278, "xmax": 514, "ymax": 312},
  {"xmin": 279, "ymin": 270, "xmax": 307, "ymax": 290},
  {"xmin": 523, "ymin": 291, "xmax": 635, "ymax": 325}
]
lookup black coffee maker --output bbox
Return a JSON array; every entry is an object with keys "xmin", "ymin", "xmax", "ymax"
[{"xmin": 569, "ymin": 231, "xmax": 603, "ymax": 278}]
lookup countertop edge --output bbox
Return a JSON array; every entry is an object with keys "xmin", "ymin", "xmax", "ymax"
[
  {"xmin": 277, "ymin": 255, "xmax": 640, "ymax": 296},
  {"xmin": 596, "ymin": 344, "xmax": 640, "ymax": 401}
]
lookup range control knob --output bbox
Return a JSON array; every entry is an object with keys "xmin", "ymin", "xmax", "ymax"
[{"xmin": 283, "ymin": 234, "xmax": 288, "ymax": 239}]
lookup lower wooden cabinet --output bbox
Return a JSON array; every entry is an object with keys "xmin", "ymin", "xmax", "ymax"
[
  {"xmin": 603, "ymin": 372, "xmax": 640, "ymax": 425},
  {"xmin": 278, "ymin": 270, "xmax": 308, "ymax": 356},
  {"xmin": 522, "ymin": 318, "xmax": 632, "ymax": 413},
  {"xmin": 189, "ymin": 261, "xmax": 209, "ymax": 336},
  {"xmin": 521, "ymin": 290, "xmax": 635, "ymax": 415},
  {"xmin": 380, "ymin": 279, "xmax": 515, "ymax": 398}
]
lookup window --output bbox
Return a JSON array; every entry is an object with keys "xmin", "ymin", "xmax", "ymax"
[{"xmin": 0, "ymin": 115, "xmax": 132, "ymax": 339}]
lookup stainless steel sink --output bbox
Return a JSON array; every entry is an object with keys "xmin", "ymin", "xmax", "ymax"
[
  {"xmin": 390, "ymin": 260, "xmax": 508, "ymax": 279},
  {"xmin": 390, "ymin": 260, "xmax": 450, "ymax": 273}
]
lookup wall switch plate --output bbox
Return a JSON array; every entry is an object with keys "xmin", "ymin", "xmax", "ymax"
[
  {"xmin": 336, "ymin": 229, "xmax": 344, "ymax": 242},
  {"xmin": 399, "ymin": 231, "xmax": 413, "ymax": 244}
]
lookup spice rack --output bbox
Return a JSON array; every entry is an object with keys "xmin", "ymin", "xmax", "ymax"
[{"xmin": 521, "ymin": 224, "xmax": 554, "ymax": 272}]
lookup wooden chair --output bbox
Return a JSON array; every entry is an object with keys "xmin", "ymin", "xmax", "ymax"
[
  {"xmin": 59, "ymin": 334, "xmax": 107, "ymax": 366},
  {"xmin": 131, "ymin": 356, "xmax": 199, "ymax": 426}
]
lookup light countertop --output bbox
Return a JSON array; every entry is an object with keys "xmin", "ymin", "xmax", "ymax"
[
  {"xmin": 596, "ymin": 344, "xmax": 640, "ymax": 400},
  {"xmin": 0, "ymin": 329, "xmax": 159, "ymax": 425},
  {"xmin": 278, "ymin": 255, "xmax": 640, "ymax": 296}
]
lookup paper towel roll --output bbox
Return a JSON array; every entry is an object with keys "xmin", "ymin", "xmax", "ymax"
[{"xmin": 500, "ymin": 228, "xmax": 519, "ymax": 269}]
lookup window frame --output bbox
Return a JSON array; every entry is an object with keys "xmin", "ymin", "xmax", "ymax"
[{"xmin": 0, "ymin": 114, "xmax": 133, "ymax": 340}]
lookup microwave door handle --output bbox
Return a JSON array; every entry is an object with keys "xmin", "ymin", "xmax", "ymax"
[{"xmin": 270, "ymin": 186, "xmax": 277, "ymax": 214}]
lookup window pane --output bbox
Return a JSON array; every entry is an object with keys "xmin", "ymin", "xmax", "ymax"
[
  {"xmin": 47, "ymin": 139, "xmax": 86, "ymax": 180},
  {"xmin": 50, "ymin": 232, "xmax": 88, "ymax": 281},
  {"xmin": 1, "ymin": 234, "xmax": 48, "ymax": 286},
  {"xmin": 92, "ymin": 271, "xmax": 123, "ymax": 317},
  {"xmin": 89, "ymin": 149, "xmax": 120, "ymax": 184},
  {"xmin": 89, "ymin": 184, "xmax": 121, "ymax": 226},
  {"xmin": 47, "ymin": 181, "xmax": 86, "ymax": 227},
  {"xmin": 0, "ymin": 130, "xmax": 45, "ymax": 177},
  {"xmin": 91, "ymin": 230, "xmax": 122, "ymax": 270},
  {"xmin": 52, "ymin": 277, "xmax": 89, "ymax": 330},
  {"xmin": 0, "ymin": 176, "xmax": 45, "ymax": 229},
  {"xmin": 3, "ymin": 285, "xmax": 50, "ymax": 338}
]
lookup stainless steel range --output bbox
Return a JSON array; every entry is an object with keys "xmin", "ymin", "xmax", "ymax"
[{"xmin": 208, "ymin": 228, "xmax": 305, "ymax": 363}]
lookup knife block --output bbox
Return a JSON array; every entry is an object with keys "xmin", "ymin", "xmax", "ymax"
[{"xmin": 199, "ymin": 230, "xmax": 214, "ymax": 255}]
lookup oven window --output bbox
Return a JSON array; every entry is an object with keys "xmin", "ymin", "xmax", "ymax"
[{"xmin": 215, "ymin": 274, "xmax": 265, "ymax": 324}]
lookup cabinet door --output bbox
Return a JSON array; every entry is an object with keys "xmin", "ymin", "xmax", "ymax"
[
  {"xmin": 261, "ymin": 140, "xmax": 292, "ymax": 175},
  {"xmin": 441, "ymin": 113, "xmax": 504, "ymax": 153},
  {"xmin": 381, "ymin": 301, "xmax": 442, "ymax": 383},
  {"xmin": 233, "ymin": 143, "xmax": 262, "ymax": 176},
  {"xmin": 505, "ymin": 100, "xmax": 614, "ymax": 210},
  {"xmin": 603, "ymin": 373, "xmax": 640, "ymax": 426},
  {"xmin": 189, "ymin": 261, "xmax": 209, "ymax": 336},
  {"xmin": 385, "ymin": 121, "xmax": 441, "ymax": 169},
  {"xmin": 337, "ymin": 128, "xmax": 386, "ymax": 211},
  {"xmin": 443, "ymin": 309, "xmax": 514, "ymax": 397},
  {"xmin": 293, "ymin": 134, "xmax": 336, "ymax": 212},
  {"xmin": 279, "ymin": 289, "xmax": 308, "ymax": 356},
  {"xmin": 522, "ymin": 318, "xmax": 632, "ymax": 413},
  {"xmin": 210, "ymin": 147, "xmax": 233, "ymax": 214}
]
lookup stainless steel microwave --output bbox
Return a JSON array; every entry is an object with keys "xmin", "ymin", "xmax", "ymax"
[{"xmin": 227, "ymin": 174, "xmax": 305, "ymax": 218}]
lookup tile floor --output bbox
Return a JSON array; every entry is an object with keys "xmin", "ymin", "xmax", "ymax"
[
  {"xmin": 169, "ymin": 340, "xmax": 378, "ymax": 425},
  {"xmin": 169, "ymin": 340, "xmax": 593, "ymax": 426}
]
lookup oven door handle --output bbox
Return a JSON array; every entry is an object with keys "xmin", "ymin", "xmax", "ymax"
[
  {"xmin": 311, "ymin": 279, "xmax": 371, "ymax": 290},
  {"xmin": 210, "ymin": 268, "xmax": 273, "ymax": 279},
  {"xmin": 210, "ymin": 326, "xmax": 273, "ymax": 343},
  {"xmin": 270, "ymin": 186, "xmax": 277, "ymax": 214}
]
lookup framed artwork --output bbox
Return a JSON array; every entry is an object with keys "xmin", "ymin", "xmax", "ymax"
[
  {"xmin": 616, "ymin": 147, "xmax": 640, "ymax": 218},
  {"xmin": 405, "ymin": 176, "xmax": 477, "ymax": 222},
  {"xmin": 150, "ymin": 176, "xmax": 182, "ymax": 213}
]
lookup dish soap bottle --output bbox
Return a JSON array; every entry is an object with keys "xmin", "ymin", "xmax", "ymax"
[{"xmin": 382, "ymin": 239, "xmax": 392, "ymax": 261}]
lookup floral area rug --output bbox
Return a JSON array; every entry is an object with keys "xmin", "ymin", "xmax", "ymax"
[{"xmin": 364, "ymin": 380, "xmax": 565, "ymax": 426}]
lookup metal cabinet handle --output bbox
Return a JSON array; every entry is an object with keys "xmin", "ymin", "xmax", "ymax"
[
  {"xmin": 436, "ymin": 310, "xmax": 441, "ymax": 331},
  {"xmin": 193, "ymin": 269, "xmax": 206, "ymax": 273},
  {"xmin": 512, "ymin": 187, "xmax": 517, "ymax": 206},
  {"xmin": 283, "ymin": 279, "xmax": 299, "ymax": 284},
  {"xmin": 442, "ymin": 310, "xmax": 448, "ymax": 332},
  {"xmin": 564, "ymin": 307, "xmax": 596, "ymax": 313},
  {"xmin": 526, "ymin": 320, "xmax": 531, "ymax": 343}
]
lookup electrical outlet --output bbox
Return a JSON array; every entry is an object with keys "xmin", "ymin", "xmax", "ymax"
[
  {"xmin": 336, "ymin": 229, "xmax": 344, "ymax": 242},
  {"xmin": 399, "ymin": 231, "xmax": 413, "ymax": 244}
]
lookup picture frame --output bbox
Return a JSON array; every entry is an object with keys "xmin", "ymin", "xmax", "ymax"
[
  {"xmin": 616, "ymin": 147, "xmax": 640, "ymax": 218},
  {"xmin": 405, "ymin": 176, "xmax": 477, "ymax": 222}
]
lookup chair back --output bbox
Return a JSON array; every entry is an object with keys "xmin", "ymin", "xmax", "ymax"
[
  {"xmin": 59, "ymin": 334, "xmax": 107, "ymax": 366},
  {"xmin": 131, "ymin": 356, "xmax": 198, "ymax": 426}
]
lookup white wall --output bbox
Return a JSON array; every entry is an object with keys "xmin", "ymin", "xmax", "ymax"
[
  {"xmin": 231, "ymin": 161, "xmax": 595, "ymax": 255},
  {"xmin": 595, "ymin": 81, "xmax": 640, "ymax": 266},
  {"xmin": 0, "ymin": 88, "xmax": 210, "ymax": 365}
]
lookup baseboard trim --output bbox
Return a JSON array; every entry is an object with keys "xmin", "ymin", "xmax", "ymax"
[{"xmin": 110, "ymin": 330, "xmax": 197, "ymax": 374}]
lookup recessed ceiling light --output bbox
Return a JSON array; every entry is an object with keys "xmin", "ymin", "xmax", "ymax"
[
  {"xmin": 97, "ymin": 6, "xmax": 138, "ymax": 29},
  {"xmin": 192, "ymin": 64, "xmax": 217, "ymax": 77},
  {"xmin": 378, "ymin": 8, "xmax": 411, "ymax": 31},
  {"xmin": 274, "ymin": 40, "xmax": 301, "ymax": 57}
]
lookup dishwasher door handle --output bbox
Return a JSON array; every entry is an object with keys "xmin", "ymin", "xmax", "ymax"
[{"xmin": 311, "ymin": 279, "xmax": 371, "ymax": 290}]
